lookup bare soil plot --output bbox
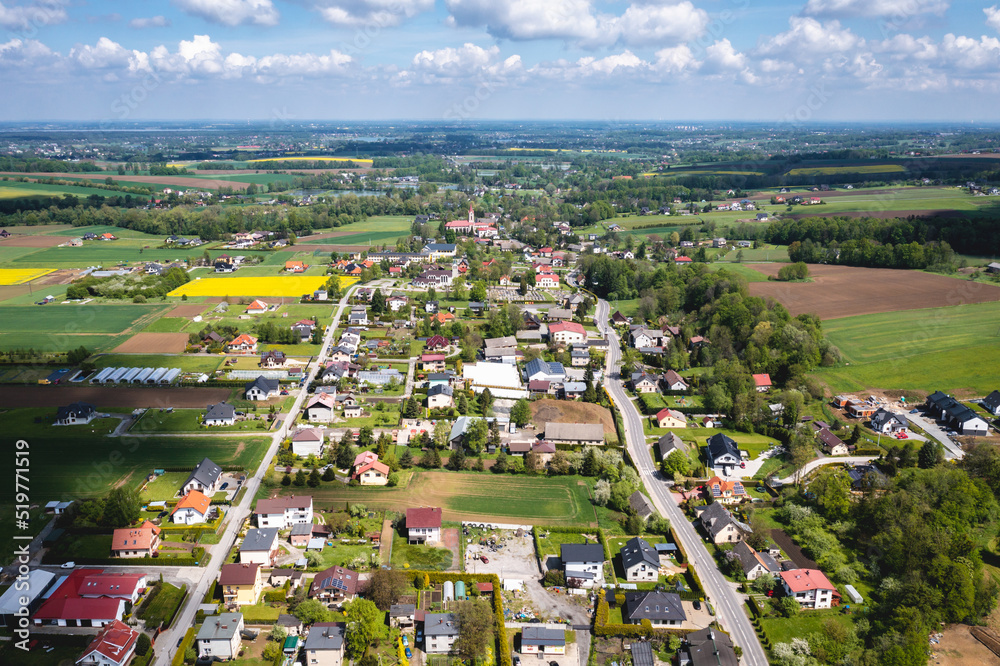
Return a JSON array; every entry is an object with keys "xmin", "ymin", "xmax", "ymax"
[
  {"xmin": 167, "ymin": 303, "xmax": 209, "ymax": 317},
  {"xmin": 747, "ymin": 263, "xmax": 1000, "ymax": 320},
  {"xmin": 932, "ymin": 625, "xmax": 1000, "ymax": 666},
  {"xmin": 0, "ymin": 385, "xmax": 231, "ymax": 408},
  {"xmin": 0, "ymin": 234, "xmax": 66, "ymax": 247},
  {"xmin": 770, "ymin": 529, "xmax": 818, "ymax": 569},
  {"xmin": 38, "ymin": 269, "xmax": 86, "ymax": 284},
  {"xmin": 278, "ymin": 243, "xmax": 368, "ymax": 252},
  {"xmin": 112, "ymin": 332, "xmax": 188, "ymax": 354},
  {"xmin": 531, "ymin": 398, "xmax": 615, "ymax": 435}
]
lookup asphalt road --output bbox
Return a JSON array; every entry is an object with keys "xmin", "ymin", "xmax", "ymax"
[
  {"xmin": 776, "ymin": 455, "xmax": 878, "ymax": 485},
  {"xmin": 152, "ymin": 287, "xmax": 357, "ymax": 666},
  {"xmin": 594, "ymin": 298, "xmax": 768, "ymax": 666}
]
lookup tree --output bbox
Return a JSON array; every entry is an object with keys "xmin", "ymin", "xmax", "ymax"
[
  {"xmin": 281, "ymin": 472, "xmax": 292, "ymax": 486},
  {"xmin": 478, "ymin": 388, "xmax": 494, "ymax": 415},
  {"xmin": 593, "ymin": 479, "xmax": 611, "ymax": 506},
  {"xmin": 364, "ymin": 569, "xmax": 407, "ymax": 610},
  {"xmin": 919, "ymin": 440, "xmax": 944, "ymax": 469},
  {"xmin": 465, "ymin": 418, "xmax": 488, "ymax": 454},
  {"xmin": 776, "ymin": 596, "xmax": 800, "ymax": 618},
  {"xmin": 263, "ymin": 642, "xmax": 283, "ymax": 664},
  {"xmin": 454, "ymin": 599, "xmax": 494, "ymax": 661},
  {"xmin": 293, "ymin": 598, "xmax": 331, "ymax": 624},
  {"xmin": 293, "ymin": 469, "xmax": 307, "ymax": 486},
  {"xmin": 337, "ymin": 439, "xmax": 355, "ymax": 469},
  {"xmin": 322, "ymin": 467, "xmax": 336, "ymax": 481},
  {"xmin": 269, "ymin": 625, "xmax": 288, "ymax": 643},
  {"xmin": 345, "ymin": 599, "xmax": 385, "ymax": 659},
  {"xmin": 457, "ymin": 392, "xmax": 469, "ymax": 415},
  {"xmin": 308, "ymin": 468, "xmax": 321, "ymax": 487},
  {"xmin": 470, "ymin": 281, "xmax": 487, "ymax": 302},
  {"xmin": 102, "ymin": 487, "xmax": 141, "ymax": 528},
  {"xmin": 433, "ymin": 420, "xmax": 451, "ymax": 449},
  {"xmin": 746, "ymin": 513, "xmax": 771, "ymax": 551},
  {"xmin": 135, "ymin": 632, "xmax": 151, "ymax": 656},
  {"xmin": 625, "ymin": 513, "xmax": 644, "ymax": 535},
  {"xmin": 510, "ymin": 399, "xmax": 532, "ymax": 427},
  {"xmin": 399, "ymin": 448, "xmax": 414, "ymax": 468},
  {"xmin": 447, "ymin": 446, "xmax": 466, "ymax": 471},
  {"xmin": 420, "ymin": 448, "xmax": 442, "ymax": 469},
  {"xmin": 493, "ymin": 450, "xmax": 509, "ymax": 473}
]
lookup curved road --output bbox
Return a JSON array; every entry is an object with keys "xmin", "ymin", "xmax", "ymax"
[
  {"xmin": 152, "ymin": 287, "xmax": 357, "ymax": 666},
  {"xmin": 777, "ymin": 455, "xmax": 878, "ymax": 485},
  {"xmin": 595, "ymin": 298, "xmax": 768, "ymax": 666}
]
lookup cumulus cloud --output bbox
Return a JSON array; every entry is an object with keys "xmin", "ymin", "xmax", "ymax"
[
  {"xmin": 0, "ymin": 0, "xmax": 67, "ymax": 31},
  {"xmin": 129, "ymin": 16, "xmax": 171, "ymax": 29},
  {"xmin": 802, "ymin": 0, "xmax": 948, "ymax": 18},
  {"xmin": 986, "ymin": 6, "xmax": 1000, "ymax": 33},
  {"xmin": 310, "ymin": 0, "xmax": 433, "ymax": 27},
  {"xmin": 654, "ymin": 45, "xmax": 698, "ymax": 74},
  {"xmin": 758, "ymin": 17, "xmax": 863, "ymax": 57},
  {"xmin": 608, "ymin": 1, "xmax": 708, "ymax": 46},
  {"xmin": 172, "ymin": 0, "xmax": 279, "ymax": 27},
  {"xmin": 0, "ymin": 36, "xmax": 55, "ymax": 64}
]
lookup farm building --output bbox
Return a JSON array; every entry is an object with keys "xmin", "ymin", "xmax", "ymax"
[{"xmin": 544, "ymin": 422, "xmax": 604, "ymax": 446}]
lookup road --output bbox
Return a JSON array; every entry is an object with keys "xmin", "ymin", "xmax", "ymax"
[
  {"xmin": 906, "ymin": 411, "xmax": 965, "ymax": 460},
  {"xmin": 776, "ymin": 455, "xmax": 878, "ymax": 485},
  {"xmin": 152, "ymin": 286, "xmax": 357, "ymax": 666},
  {"xmin": 594, "ymin": 298, "xmax": 768, "ymax": 666}
]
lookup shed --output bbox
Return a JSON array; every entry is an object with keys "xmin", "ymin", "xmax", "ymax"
[
  {"xmin": 844, "ymin": 584, "xmax": 863, "ymax": 604},
  {"xmin": 443, "ymin": 581, "xmax": 454, "ymax": 601},
  {"xmin": 455, "ymin": 581, "xmax": 466, "ymax": 599},
  {"xmin": 306, "ymin": 537, "xmax": 326, "ymax": 551}
]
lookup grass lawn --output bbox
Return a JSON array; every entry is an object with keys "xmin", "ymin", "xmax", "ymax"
[
  {"xmin": 301, "ymin": 216, "xmax": 413, "ymax": 246},
  {"xmin": 289, "ymin": 472, "xmax": 598, "ymax": 526},
  {"xmin": 706, "ymin": 262, "xmax": 771, "ymax": 282},
  {"xmin": 687, "ymin": 427, "xmax": 780, "ymax": 460},
  {"xmin": 535, "ymin": 529, "xmax": 594, "ymax": 559},
  {"xmin": 142, "ymin": 317, "xmax": 192, "ymax": 332},
  {"xmin": 93, "ymin": 353, "xmax": 224, "ymax": 373},
  {"xmin": 815, "ymin": 301, "xmax": 1000, "ymax": 395},
  {"xmin": 0, "ymin": 633, "xmax": 91, "ymax": 666},
  {"xmin": 47, "ymin": 533, "xmax": 113, "ymax": 560},
  {"xmin": 139, "ymin": 581, "xmax": 187, "ymax": 628},
  {"xmin": 390, "ymin": 532, "xmax": 452, "ymax": 571},
  {"xmin": 240, "ymin": 604, "xmax": 280, "ymax": 623},
  {"xmin": 309, "ymin": 542, "xmax": 381, "ymax": 570},
  {"xmin": 131, "ymin": 408, "xmax": 273, "ymax": 433},
  {"xmin": 141, "ymin": 472, "xmax": 190, "ymax": 501},
  {"xmin": 761, "ymin": 608, "xmax": 854, "ymax": 646}
]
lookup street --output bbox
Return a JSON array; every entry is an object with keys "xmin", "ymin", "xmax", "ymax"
[{"xmin": 594, "ymin": 298, "xmax": 769, "ymax": 666}]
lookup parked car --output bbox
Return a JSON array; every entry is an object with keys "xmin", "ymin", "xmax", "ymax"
[
  {"xmin": 220, "ymin": 482, "xmax": 229, "ymax": 490},
  {"xmin": 739, "ymin": 462, "xmax": 746, "ymax": 469},
  {"xmin": 481, "ymin": 556, "xmax": 489, "ymax": 564},
  {"xmin": 405, "ymin": 648, "xmax": 412, "ymax": 658},
  {"xmin": 402, "ymin": 636, "xmax": 408, "ymax": 647},
  {"xmin": 693, "ymin": 600, "xmax": 701, "ymax": 610},
  {"xmin": 61, "ymin": 561, "xmax": 75, "ymax": 569}
]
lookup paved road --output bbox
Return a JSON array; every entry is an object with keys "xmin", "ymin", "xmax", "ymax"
[
  {"xmin": 907, "ymin": 411, "xmax": 965, "ymax": 460},
  {"xmin": 152, "ymin": 286, "xmax": 357, "ymax": 666},
  {"xmin": 594, "ymin": 298, "xmax": 768, "ymax": 666},
  {"xmin": 776, "ymin": 455, "xmax": 878, "ymax": 485}
]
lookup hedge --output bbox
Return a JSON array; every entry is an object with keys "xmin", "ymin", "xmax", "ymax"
[
  {"xmin": 171, "ymin": 626, "xmax": 197, "ymax": 666},
  {"xmin": 264, "ymin": 589, "xmax": 288, "ymax": 603},
  {"xmin": 853, "ymin": 447, "xmax": 883, "ymax": 456},
  {"xmin": 593, "ymin": 596, "xmax": 687, "ymax": 639}
]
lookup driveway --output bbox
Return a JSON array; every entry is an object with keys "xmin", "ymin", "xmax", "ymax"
[{"xmin": 907, "ymin": 411, "xmax": 965, "ymax": 460}]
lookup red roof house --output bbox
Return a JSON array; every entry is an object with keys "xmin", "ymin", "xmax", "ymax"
[
  {"xmin": 752, "ymin": 374, "xmax": 772, "ymax": 392},
  {"xmin": 76, "ymin": 619, "xmax": 139, "ymax": 666}
]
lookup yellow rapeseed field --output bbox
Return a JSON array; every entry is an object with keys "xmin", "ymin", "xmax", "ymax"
[
  {"xmin": 0, "ymin": 268, "xmax": 56, "ymax": 285},
  {"xmin": 169, "ymin": 276, "xmax": 358, "ymax": 298},
  {"xmin": 246, "ymin": 156, "xmax": 374, "ymax": 165}
]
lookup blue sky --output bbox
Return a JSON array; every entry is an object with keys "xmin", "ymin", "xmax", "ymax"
[{"xmin": 3, "ymin": 0, "xmax": 1000, "ymax": 121}]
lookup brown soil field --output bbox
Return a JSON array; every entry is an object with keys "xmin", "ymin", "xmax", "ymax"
[
  {"xmin": 783, "ymin": 209, "xmax": 964, "ymax": 220},
  {"xmin": 0, "ymin": 224, "xmax": 74, "ymax": 234},
  {"xmin": 0, "ymin": 385, "xmax": 231, "ymax": 408},
  {"xmin": 932, "ymin": 625, "xmax": 1000, "ymax": 666},
  {"xmin": 167, "ymin": 303, "xmax": 209, "ymax": 317},
  {"xmin": 747, "ymin": 264, "xmax": 1000, "ymax": 319},
  {"xmin": 39, "ymin": 268, "xmax": 86, "ymax": 284},
  {"xmin": 531, "ymin": 398, "xmax": 615, "ymax": 434},
  {"xmin": 0, "ymin": 234, "xmax": 66, "ymax": 247},
  {"xmin": 0, "ymin": 172, "xmax": 249, "ymax": 191},
  {"xmin": 112, "ymin": 332, "xmax": 188, "ymax": 354},
  {"xmin": 279, "ymin": 244, "xmax": 369, "ymax": 252}
]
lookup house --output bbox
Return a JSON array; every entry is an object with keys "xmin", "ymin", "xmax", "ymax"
[
  {"xmin": 548, "ymin": 320, "xmax": 587, "ymax": 345},
  {"xmin": 622, "ymin": 591, "xmax": 686, "ymax": 627},
  {"xmin": 203, "ymin": 402, "xmax": 236, "ymax": 426},
  {"xmin": 110, "ymin": 521, "xmax": 160, "ymax": 558},
  {"xmin": 245, "ymin": 376, "xmax": 279, "ymax": 401},
  {"xmin": 654, "ymin": 408, "xmax": 687, "ymax": 429},
  {"xmin": 344, "ymin": 404, "xmax": 364, "ymax": 419},
  {"xmin": 424, "ymin": 613, "xmax": 460, "ymax": 654},
  {"xmin": 245, "ymin": 299, "xmax": 269, "ymax": 314},
  {"xmin": 525, "ymin": 358, "xmax": 566, "ymax": 384},
  {"xmin": 76, "ymin": 620, "xmax": 139, "ymax": 666},
  {"xmin": 260, "ymin": 350, "xmax": 287, "ymax": 368},
  {"xmin": 305, "ymin": 393, "xmax": 337, "ymax": 422},
  {"xmin": 779, "ymin": 569, "xmax": 840, "ymax": 609},
  {"xmin": 424, "ymin": 300, "xmax": 439, "ymax": 313},
  {"xmin": 196, "ymin": 613, "xmax": 244, "ymax": 660},
  {"xmin": 562, "ymin": 382, "xmax": 586, "ymax": 400},
  {"xmin": 240, "ymin": 528, "xmax": 280, "ymax": 566},
  {"xmin": 32, "ymin": 570, "xmax": 146, "ymax": 627},
  {"xmin": 219, "ymin": 563, "xmax": 262, "ymax": 608},
  {"xmin": 982, "ymin": 390, "xmax": 1000, "ymax": 416},
  {"xmin": 289, "ymin": 523, "xmax": 313, "ymax": 548},
  {"xmin": 817, "ymin": 428, "xmax": 851, "ymax": 456},
  {"xmin": 291, "ymin": 428, "xmax": 325, "ymax": 457},
  {"xmin": 611, "ymin": 311, "xmax": 630, "ymax": 326},
  {"xmin": 303, "ymin": 623, "xmax": 345, "ymax": 666},
  {"xmin": 427, "ymin": 384, "xmax": 454, "ymax": 409},
  {"xmin": 310, "ymin": 566, "xmax": 359, "ymax": 604},
  {"xmin": 55, "ymin": 402, "xmax": 97, "ymax": 426},
  {"xmin": 537, "ymin": 273, "xmax": 559, "ymax": 289},
  {"xmin": 389, "ymin": 604, "xmax": 416, "ymax": 628},
  {"xmin": 926, "ymin": 391, "xmax": 990, "ymax": 435},
  {"xmin": 172, "ymin": 490, "xmax": 211, "ymax": 525},
  {"xmin": 407, "ymin": 507, "xmax": 442, "ymax": 544},
  {"xmin": 521, "ymin": 627, "xmax": 566, "ymax": 655},
  {"xmin": 732, "ymin": 542, "xmax": 780, "ymax": 581},
  {"xmin": 698, "ymin": 502, "xmax": 750, "ymax": 544},
  {"xmin": 546, "ymin": 307, "xmax": 573, "ymax": 321},
  {"xmin": 183, "ymin": 458, "xmax": 223, "ymax": 495},
  {"xmin": 561, "ymin": 543, "xmax": 605, "ymax": 587},
  {"xmin": 545, "ymin": 422, "xmax": 604, "ymax": 446},
  {"xmin": 285, "ymin": 260, "xmax": 307, "ymax": 273},
  {"xmin": 353, "ymin": 454, "xmax": 390, "ymax": 486},
  {"xmin": 425, "ymin": 334, "xmax": 448, "ymax": 350},
  {"xmin": 275, "ymin": 613, "xmax": 303, "ymax": 637},
  {"xmin": 846, "ymin": 400, "xmax": 877, "ymax": 419},
  {"xmin": 631, "ymin": 328, "xmax": 662, "ymax": 349},
  {"xmin": 706, "ymin": 433, "xmax": 741, "ymax": 474},
  {"xmin": 658, "ymin": 432, "xmax": 686, "ymax": 460},
  {"xmin": 621, "ymin": 537, "xmax": 660, "ymax": 582},
  {"xmin": 870, "ymin": 408, "xmax": 907, "ymax": 434},
  {"xmin": 752, "ymin": 373, "xmax": 772, "ymax": 392},
  {"xmin": 255, "ymin": 496, "xmax": 313, "ymax": 529},
  {"xmin": 847, "ymin": 464, "xmax": 886, "ymax": 491},
  {"xmin": 269, "ymin": 569, "xmax": 303, "ymax": 590},
  {"xmin": 570, "ymin": 349, "xmax": 590, "ymax": 367},
  {"xmin": 662, "ymin": 370, "xmax": 689, "ymax": 392},
  {"xmin": 420, "ymin": 353, "xmax": 447, "ymax": 372},
  {"xmin": 705, "ymin": 476, "xmax": 748, "ymax": 505},
  {"xmin": 228, "ymin": 334, "xmax": 258, "ymax": 353},
  {"xmin": 387, "ymin": 295, "xmax": 408, "ymax": 312},
  {"xmin": 631, "ymin": 372, "xmax": 659, "ymax": 393},
  {"xmin": 681, "ymin": 627, "xmax": 739, "ymax": 666}
]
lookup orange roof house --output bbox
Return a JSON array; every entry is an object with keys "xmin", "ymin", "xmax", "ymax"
[
  {"xmin": 246, "ymin": 299, "xmax": 269, "ymax": 314},
  {"xmin": 171, "ymin": 490, "xmax": 211, "ymax": 523},
  {"xmin": 432, "ymin": 312, "xmax": 455, "ymax": 324},
  {"xmin": 111, "ymin": 520, "xmax": 160, "ymax": 558},
  {"xmin": 285, "ymin": 260, "xmax": 307, "ymax": 273},
  {"xmin": 752, "ymin": 374, "xmax": 772, "ymax": 392}
]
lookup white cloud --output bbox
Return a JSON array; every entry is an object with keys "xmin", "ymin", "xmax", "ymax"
[
  {"xmin": 802, "ymin": 0, "xmax": 948, "ymax": 18},
  {"xmin": 310, "ymin": 0, "xmax": 433, "ymax": 27},
  {"xmin": 0, "ymin": 36, "xmax": 54, "ymax": 64},
  {"xmin": 938, "ymin": 33, "xmax": 1000, "ymax": 71},
  {"xmin": 705, "ymin": 39, "xmax": 746, "ymax": 70},
  {"xmin": 445, "ymin": 0, "xmax": 603, "ymax": 43},
  {"xmin": 0, "ymin": 0, "xmax": 67, "ymax": 31},
  {"xmin": 129, "ymin": 16, "xmax": 171, "ymax": 29},
  {"xmin": 412, "ymin": 43, "xmax": 498, "ymax": 75},
  {"xmin": 758, "ymin": 17, "xmax": 863, "ymax": 57},
  {"xmin": 654, "ymin": 45, "xmax": 698, "ymax": 73},
  {"xmin": 986, "ymin": 6, "xmax": 1000, "ymax": 33},
  {"xmin": 611, "ymin": 2, "xmax": 708, "ymax": 46},
  {"xmin": 70, "ymin": 37, "xmax": 134, "ymax": 69},
  {"xmin": 171, "ymin": 0, "xmax": 279, "ymax": 27}
]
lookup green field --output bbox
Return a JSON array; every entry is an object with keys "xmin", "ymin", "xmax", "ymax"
[
  {"xmin": 282, "ymin": 471, "xmax": 598, "ymax": 525},
  {"xmin": 785, "ymin": 164, "xmax": 906, "ymax": 176},
  {"xmin": 93, "ymin": 353, "xmax": 224, "ymax": 373},
  {"xmin": 0, "ymin": 303, "xmax": 167, "ymax": 351},
  {"xmin": 10, "ymin": 243, "xmax": 207, "ymax": 267},
  {"xmin": 706, "ymin": 263, "xmax": 771, "ymax": 282},
  {"xmin": 49, "ymin": 225, "xmax": 166, "ymax": 239},
  {"xmin": 815, "ymin": 301, "xmax": 1000, "ymax": 395},
  {"xmin": 142, "ymin": 317, "xmax": 192, "ymax": 332},
  {"xmin": 301, "ymin": 216, "xmax": 413, "ymax": 246},
  {"xmin": 132, "ymin": 408, "xmax": 272, "ymax": 433},
  {"xmin": 0, "ymin": 180, "xmax": 148, "ymax": 201}
]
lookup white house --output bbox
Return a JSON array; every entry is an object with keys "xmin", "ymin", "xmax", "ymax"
[
  {"xmin": 406, "ymin": 507, "xmax": 442, "ymax": 544},
  {"xmin": 255, "ymin": 496, "xmax": 313, "ymax": 530},
  {"xmin": 291, "ymin": 429, "xmax": 324, "ymax": 457},
  {"xmin": 76, "ymin": 620, "xmax": 139, "ymax": 666},
  {"xmin": 240, "ymin": 528, "xmax": 280, "ymax": 566},
  {"xmin": 779, "ymin": 569, "xmax": 840, "ymax": 610},
  {"xmin": 196, "ymin": 613, "xmax": 244, "ymax": 660},
  {"xmin": 548, "ymin": 321, "xmax": 586, "ymax": 345},
  {"xmin": 621, "ymin": 537, "xmax": 660, "ymax": 583},
  {"xmin": 245, "ymin": 376, "xmax": 280, "ymax": 401},
  {"xmin": 203, "ymin": 402, "xmax": 236, "ymax": 426},
  {"xmin": 171, "ymin": 490, "xmax": 211, "ymax": 525},
  {"xmin": 424, "ymin": 613, "xmax": 460, "ymax": 654},
  {"xmin": 182, "ymin": 458, "xmax": 223, "ymax": 495},
  {"xmin": 561, "ymin": 543, "xmax": 605, "ymax": 587},
  {"xmin": 305, "ymin": 393, "xmax": 337, "ymax": 422}
]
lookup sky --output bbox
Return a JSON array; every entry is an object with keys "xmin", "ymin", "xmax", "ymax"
[{"xmin": 3, "ymin": 0, "xmax": 1000, "ymax": 122}]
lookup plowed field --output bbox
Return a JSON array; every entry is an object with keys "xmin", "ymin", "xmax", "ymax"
[{"xmin": 112, "ymin": 332, "xmax": 187, "ymax": 353}]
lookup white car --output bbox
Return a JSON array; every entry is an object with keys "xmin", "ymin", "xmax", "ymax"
[{"xmin": 60, "ymin": 561, "xmax": 75, "ymax": 569}]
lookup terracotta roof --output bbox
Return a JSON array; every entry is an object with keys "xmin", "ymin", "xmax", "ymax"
[
  {"xmin": 111, "ymin": 521, "xmax": 160, "ymax": 552},
  {"xmin": 354, "ymin": 451, "xmax": 379, "ymax": 467},
  {"xmin": 354, "ymin": 460, "xmax": 390, "ymax": 478},
  {"xmin": 549, "ymin": 321, "xmax": 586, "ymax": 336},
  {"xmin": 406, "ymin": 506, "xmax": 442, "ymax": 529},
  {"xmin": 172, "ymin": 490, "xmax": 211, "ymax": 517},
  {"xmin": 78, "ymin": 619, "xmax": 138, "ymax": 665},
  {"xmin": 753, "ymin": 373, "xmax": 772, "ymax": 387},
  {"xmin": 780, "ymin": 569, "xmax": 837, "ymax": 593},
  {"xmin": 229, "ymin": 334, "xmax": 258, "ymax": 347}
]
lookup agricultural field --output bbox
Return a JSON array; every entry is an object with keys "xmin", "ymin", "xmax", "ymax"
[
  {"xmin": 246, "ymin": 156, "xmax": 374, "ymax": 165},
  {"xmin": 92, "ymin": 353, "xmax": 224, "ymax": 373},
  {"xmin": 299, "ymin": 216, "xmax": 414, "ymax": 246},
  {"xmin": 112, "ymin": 332, "xmax": 188, "ymax": 353},
  {"xmin": 714, "ymin": 244, "xmax": 790, "ymax": 263},
  {"xmin": 785, "ymin": 164, "xmax": 906, "ymax": 176},
  {"xmin": 169, "ymin": 275, "xmax": 355, "ymax": 298},
  {"xmin": 9, "ymin": 242, "xmax": 208, "ymax": 268},
  {"xmin": 0, "ymin": 180, "xmax": 148, "ymax": 201},
  {"xmin": 283, "ymin": 471, "xmax": 598, "ymax": 526},
  {"xmin": 815, "ymin": 301, "xmax": 1000, "ymax": 395},
  {"xmin": 0, "ymin": 302, "xmax": 168, "ymax": 351},
  {"xmin": 779, "ymin": 186, "xmax": 990, "ymax": 217},
  {"xmin": 0, "ymin": 267, "xmax": 55, "ymax": 284},
  {"xmin": 705, "ymin": 263, "xmax": 771, "ymax": 282},
  {"xmin": 748, "ymin": 264, "xmax": 1000, "ymax": 319}
]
